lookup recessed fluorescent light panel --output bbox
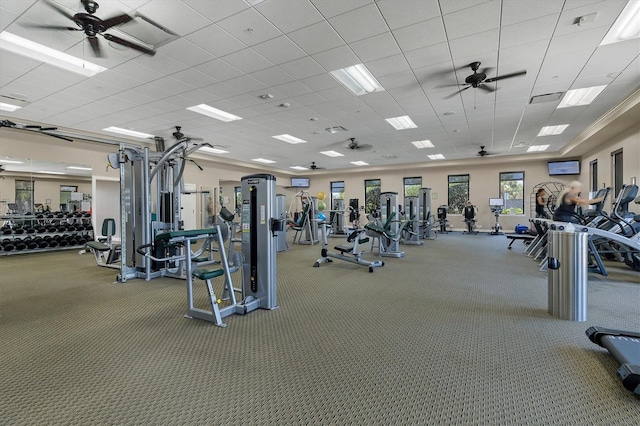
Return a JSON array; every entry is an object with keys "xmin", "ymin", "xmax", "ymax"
[
  {"xmin": 0, "ymin": 102, "xmax": 20, "ymax": 112},
  {"xmin": 272, "ymin": 134, "xmax": 307, "ymax": 144},
  {"xmin": 411, "ymin": 140, "xmax": 434, "ymax": 149},
  {"xmin": 527, "ymin": 145, "xmax": 550, "ymax": 152},
  {"xmin": 428, "ymin": 154, "xmax": 445, "ymax": 160},
  {"xmin": 0, "ymin": 31, "xmax": 106, "ymax": 77},
  {"xmin": 386, "ymin": 115, "xmax": 417, "ymax": 130},
  {"xmin": 290, "ymin": 166, "xmax": 308, "ymax": 171},
  {"xmin": 199, "ymin": 146, "xmax": 229, "ymax": 154},
  {"xmin": 320, "ymin": 150, "xmax": 344, "ymax": 157},
  {"xmin": 601, "ymin": 0, "xmax": 640, "ymax": 45},
  {"xmin": 557, "ymin": 85, "xmax": 607, "ymax": 108},
  {"xmin": 186, "ymin": 104, "xmax": 242, "ymax": 122},
  {"xmin": 350, "ymin": 161, "xmax": 369, "ymax": 166},
  {"xmin": 103, "ymin": 126, "xmax": 154, "ymax": 139},
  {"xmin": 37, "ymin": 171, "xmax": 65, "ymax": 175},
  {"xmin": 537, "ymin": 125, "xmax": 569, "ymax": 136},
  {"xmin": 330, "ymin": 64, "xmax": 384, "ymax": 96},
  {"xmin": 66, "ymin": 166, "xmax": 92, "ymax": 171},
  {"xmin": 252, "ymin": 158, "xmax": 276, "ymax": 164},
  {"xmin": 0, "ymin": 159, "xmax": 24, "ymax": 164}
]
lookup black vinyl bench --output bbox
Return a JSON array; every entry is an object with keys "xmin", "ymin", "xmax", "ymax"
[{"xmin": 505, "ymin": 233, "xmax": 536, "ymax": 249}]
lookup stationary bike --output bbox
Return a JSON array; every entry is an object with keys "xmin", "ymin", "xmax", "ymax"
[{"xmin": 490, "ymin": 205, "xmax": 504, "ymax": 235}]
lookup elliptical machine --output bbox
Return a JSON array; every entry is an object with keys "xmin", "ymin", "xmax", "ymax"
[{"xmin": 489, "ymin": 198, "xmax": 504, "ymax": 235}]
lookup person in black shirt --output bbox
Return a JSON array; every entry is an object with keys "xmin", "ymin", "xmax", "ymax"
[
  {"xmin": 535, "ymin": 188, "xmax": 549, "ymax": 218},
  {"xmin": 553, "ymin": 181, "xmax": 604, "ymax": 223}
]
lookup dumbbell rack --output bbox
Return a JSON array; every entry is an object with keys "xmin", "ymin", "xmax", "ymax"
[{"xmin": 0, "ymin": 212, "xmax": 94, "ymax": 256}]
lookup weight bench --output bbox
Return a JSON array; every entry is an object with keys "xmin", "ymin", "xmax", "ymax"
[{"xmin": 505, "ymin": 233, "xmax": 536, "ymax": 249}]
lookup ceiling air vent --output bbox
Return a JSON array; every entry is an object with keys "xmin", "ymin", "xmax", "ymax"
[
  {"xmin": 325, "ymin": 126, "xmax": 348, "ymax": 134},
  {"xmin": 529, "ymin": 92, "xmax": 564, "ymax": 104}
]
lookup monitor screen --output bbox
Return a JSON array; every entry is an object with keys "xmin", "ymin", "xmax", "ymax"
[
  {"xmin": 489, "ymin": 198, "xmax": 504, "ymax": 206},
  {"xmin": 291, "ymin": 177, "xmax": 310, "ymax": 188},
  {"xmin": 548, "ymin": 160, "xmax": 580, "ymax": 176}
]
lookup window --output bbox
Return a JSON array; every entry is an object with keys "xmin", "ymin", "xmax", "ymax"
[
  {"xmin": 403, "ymin": 177, "xmax": 422, "ymax": 198},
  {"xmin": 15, "ymin": 180, "xmax": 34, "ymax": 214},
  {"xmin": 234, "ymin": 186, "xmax": 241, "ymax": 214},
  {"xmin": 447, "ymin": 175, "xmax": 469, "ymax": 214},
  {"xmin": 364, "ymin": 179, "xmax": 381, "ymax": 213},
  {"xmin": 612, "ymin": 149, "xmax": 623, "ymax": 198},
  {"xmin": 330, "ymin": 181, "xmax": 345, "ymax": 211},
  {"xmin": 499, "ymin": 172, "xmax": 524, "ymax": 214},
  {"xmin": 589, "ymin": 160, "xmax": 598, "ymax": 193}
]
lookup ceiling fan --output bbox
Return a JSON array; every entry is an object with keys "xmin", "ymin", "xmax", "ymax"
[
  {"xmin": 309, "ymin": 162, "xmax": 325, "ymax": 170},
  {"xmin": 345, "ymin": 137, "xmax": 372, "ymax": 151},
  {"xmin": 477, "ymin": 146, "xmax": 495, "ymax": 157},
  {"xmin": 29, "ymin": 0, "xmax": 156, "ymax": 57},
  {"xmin": 445, "ymin": 61, "xmax": 526, "ymax": 98}
]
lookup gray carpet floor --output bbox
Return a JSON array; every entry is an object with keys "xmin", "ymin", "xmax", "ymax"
[{"xmin": 1, "ymin": 231, "xmax": 639, "ymax": 425}]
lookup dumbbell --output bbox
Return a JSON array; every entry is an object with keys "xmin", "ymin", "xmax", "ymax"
[
  {"xmin": 12, "ymin": 238, "xmax": 27, "ymax": 250},
  {"xmin": 33, "ymin": 237, "xmax": 49, "ymax": 249},
  {"xmin": 1, "ymin": 239, "xmax": 16, "ymax": 251},
  {"xmin": 13, "ymin": 227, "xmax": 24, "ymax": 235},
  {"xmin": 25, "ymin": 239, "xmax": 38, "ymax": 250}
]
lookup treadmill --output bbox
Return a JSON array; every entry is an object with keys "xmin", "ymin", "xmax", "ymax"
[{"xmin": 586, "ymin": 327, "xmax": 640, "ymax": 395}]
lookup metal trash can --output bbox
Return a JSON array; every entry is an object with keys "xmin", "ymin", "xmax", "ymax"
[{"xmin": 547, "ymin": 229, "xmax": 588, "ymax": 321}]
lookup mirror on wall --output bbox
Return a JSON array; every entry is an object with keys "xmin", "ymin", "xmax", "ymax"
[{"xmin": 0, "ymin": 156, "xmax": 92, "ymax": 215}]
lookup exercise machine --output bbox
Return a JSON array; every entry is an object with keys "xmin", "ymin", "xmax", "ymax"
[
  {"xmin": 289, "ymin": 190, "xmax": 318, "ymax": 245},
  {"xmin": 81, "ymin": 217, "xmax": 121, "ymax": 268},
  {"xmin": 436, "ymin": 205, "xmax": 450, "ymax": 233},
  {"xmin": 586, "ymin": 327, "xmax": 640, "ymax": 395},
  {"xmin": 418, "ymin": 187, "xmax": 436, "ymax": 240},
  {"xmin": 314, "ymin": 222, "xmax": 384, "ymax": 272},
  {"xmin": 462, "ymin": 204, "xmax": 478, "ymax": 235},
  {"xmin": 179, "ymin": 174, "xmax": 280, "ymax": 327},
  {"xmin": 275, "ymin": 194, "xmax": 288, "ymax": 252},
  {"xmin": 365, "ymin": 192, "xmax": 405, "ymax": 258},
  {"xmin": 401, "ymin": 195, "xmax": 423, "ymax": 245},
  {"xmin": 328, "ymin": 198, "xmax": 347, "ymax": 236},
  {"xmin": 489, "ymin": 198, "xmax": 504, "ymax": 235}
]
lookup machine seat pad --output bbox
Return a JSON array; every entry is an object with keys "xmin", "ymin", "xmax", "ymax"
[
  {"xmin": 334, "ymin": 244, "xmax": 353, "ymax": 253},
  {"xmin": 192, "ymin": 256, "xmax": 209, "ymax": 263},
  {"xmin": 364, "ymin": 223, "xmax": 396, "ymax": 239},
  {"xmin": 155, "ymin": 228, "xmax": 218, "ymax": 242},
  {"xmin": 192, "ymin": 268, "xmax": 225, "ymax": 280},
  {"xmin": 87, "ymin": 241, "xmax": 110, "ymax": 252}
]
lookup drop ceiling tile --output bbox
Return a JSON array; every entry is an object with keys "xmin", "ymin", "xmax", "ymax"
[
  {"xmin": 288, "ymin": 21, "xmax": 345, "ymax": 55},
  {"xmin": 366, "ymin": 54, "xmax": 411, "ymax": 77},
  {"xmin": 350, "ymin": 32, "xmax": 401, "ymax": 63},
  {"xmin": 328, "ymin": 3, "xmax": 387, "ymax": 43},
  {"xmin": 404, "ymin": 42, "xmax": 452, "ymax": 70},
  {"xmin": 252, "ymin": 36, "xmax": 307, "ymax": 65},
  {"xmin": 443, "ymin": 0, "xmax": 500, "ymax": 40},
  {"xmin": 273, "ymin": 81, "xmax": 314, "ymax": 98},
  {"xmin": 376, "ymin": 0, "xmax": 442, "ymax": 30},
  {"xmin": 224, "ymin": 75, "xmax": 268, "ymax": 92},
  {"xmin": 392, "ymin": 17, "xmax": 447, "ymax": 52},
  {"xmin": 217, "ymin": 7, "xmax": 282, "ymax": 46},
  {"xmin": 132, "ymin": 52, "xmax": 191, "ymax": 76},
  {"xmin": 310, "ymin": 0, "xmax": 373, "ymax": 19},
  {"xmin": 316, "ymin": 86, "xmax": 355, "ymax": 102},
  {"xmin": 222, "ymin": 48, "xmax": 274, "ymax": 73},
  {"xmin": 201, "ymin": 82, "xmax": 242, "ymax": 99},
  {"xmin": 255, "ymin": 0, "xmax": 325, "ymax": 33},
  {"xmin": 194, "ymin": 59, "xmax": 244, "ymax": 82},
  {"xmin": 312, "ymin": 45, "xmax": 360, "ymax": 72},
  {"xmin": 182, "ymin": 0, "xmax": 250, "ymax": 23},
  {"xmin": 136, "ymin": 0, "xmax": 212, "ymax": 36},
  {"xmin": 184, "ymin": 24, "xmax": 247, "ymax": 57},
  {"xmin": 501, "ymin": 0, "xmax": 563, "ymax": 25},
  {"xmin": 300, "ymin": 74, "xmax": 341, "ymax": 92},
  {"xmin": 278, "ymin": 56, "xmax": 326, "ymax": 79},
  {"xmin": 292, "ymin": 92, "xmax": 328, "ymax": 107},
  {"xmin": 449, "ymin": 29, "xmax": 499, "ymax": 59},
  {"xmin": 158, "ymin": 38, "xmax": 216, "ymax": 67},
  {"xmin": 251, "ymin": 66, "xmax": 295, "ymax": 87}
]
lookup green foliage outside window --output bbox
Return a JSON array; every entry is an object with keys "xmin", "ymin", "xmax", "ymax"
[
  {"xmin": 364, "ymin": 179, "xmax": 381, "ymax": 213},
  {"xmin": 447, "ymin": 175, "xmax": 469, "ymax": 214},
  {"xmin": 499, "ymin": 172, "xmax": 524, "ymax": 214}
]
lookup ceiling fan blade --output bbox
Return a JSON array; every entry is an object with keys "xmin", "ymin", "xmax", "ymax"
[
  {"xmin": 102, "ymin": 33, "xmax": 156, "ymax": 56},
  {"xmin": 443, "ymin": 85, "xmax": 471, "ymax": 99},
  {"xmin": 20, "ymin": 22, "xmax": 81, "ymax": 31},
  {"xmin": 484, "ymin": 70, "xmax": 527, "ymax": 83},
  {"xmin": 43, "ymin": 0, "xmax": 75, "ymax": 21},
  {"xmin": 478, "ymin": 84, "xmax": 495, "ymax": 93},
  {"xmin": 101, "ymin": 13, "xmax": 134, "ymax": 30},
  {"xmin": 87, "ymin": 36, "xmax": 103, "ymax": 57},
  {"xmin": 478, "ymin": 67, "xmax": 493, "ymax": 76},
  {"xmin": 359, "ymin": 144, "xmax": 373, "ymax": 151}
]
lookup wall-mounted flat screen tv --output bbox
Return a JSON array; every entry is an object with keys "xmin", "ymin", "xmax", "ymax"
[
  {"xmin": 291, "ymin": 177, "xmax": 310, "ymax": 188},
  {"xmin": 548, "ymin": 160, "xmax": 580, "ymax": 176}
]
